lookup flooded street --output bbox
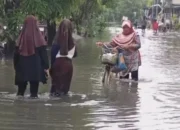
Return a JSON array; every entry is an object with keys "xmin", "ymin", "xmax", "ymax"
[{"xmin": 0, "ymin": 29, "xmax": 180, "ymax": 130}]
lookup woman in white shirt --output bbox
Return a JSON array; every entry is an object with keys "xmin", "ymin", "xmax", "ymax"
[{"xmin": 50, "ymin": 19, "xmax": 77, "ymax": 96}]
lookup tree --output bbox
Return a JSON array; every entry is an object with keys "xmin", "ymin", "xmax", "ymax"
[
  {"xmin": 19, "ymin": 0, "xmax": 76, "ymax": 45},
  {"xmin": 0, "ymin": 0, "xmax": 82, "ymax": 46},
  {"xmin": 0, "ymin": 0, "xmax": 148, "ymax": 53},
  {"xmin": 0, "ymin": 0, "xmax": 25, "ymax": 54},
  {"xmin": 106, "ymin": 0, "xmax": 145, "ymax": 23},
  {"xmin": 71, "ymin": 0, "xmax": 110, "ymax": 37}
]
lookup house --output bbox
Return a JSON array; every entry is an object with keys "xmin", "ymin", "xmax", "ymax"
[
  {"xmin": 163, "ymin": 0, "xmax": 180, "ymax": 21},
  {"xmin": 172, "ymin": 0, "xmax": 180, "ymax": 17},
  {"xmin": 172, "ymin": 0, "xmax": 180, "ymax": 5}
]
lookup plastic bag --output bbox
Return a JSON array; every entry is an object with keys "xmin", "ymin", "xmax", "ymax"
[
  {"xmin": 101, "ymin": 53, "xmax": 117, "ymax": 65},
  {"xmin": 118, "ymin": 53, "xmax": 127, "ymax": 70},
  {"xmin": 111, "ymin": 53, "xmax": 127, "ymax": 73}
]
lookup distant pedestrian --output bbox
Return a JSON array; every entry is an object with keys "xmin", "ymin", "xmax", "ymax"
[{"xmin": 152, "ymin": 19, "xmax": 158, "ymax": 34}]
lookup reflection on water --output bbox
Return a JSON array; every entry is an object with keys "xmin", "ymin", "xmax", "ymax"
[{"xmin": 0, "ymin": 29, "xmax": 180, "ymax": 129}]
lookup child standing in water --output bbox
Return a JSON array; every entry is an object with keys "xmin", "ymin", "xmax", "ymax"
[{"xmin": 152, "ymin": 19, "xmax": 158, "ymax": 34}]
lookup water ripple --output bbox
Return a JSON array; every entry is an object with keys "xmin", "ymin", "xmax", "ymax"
[{"xmin": 0, "ymin": 29, "xmax": 179, "ymax": 129}]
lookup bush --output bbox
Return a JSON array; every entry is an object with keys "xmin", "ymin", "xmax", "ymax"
[{"xmin": 174, "ymin": 22, "xmax": 180, "ymax": 30}]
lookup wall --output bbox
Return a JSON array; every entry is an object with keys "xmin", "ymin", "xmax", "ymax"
[{"xmin": 172, "ymin": 0, "xmax": 180, "ymax": 5}]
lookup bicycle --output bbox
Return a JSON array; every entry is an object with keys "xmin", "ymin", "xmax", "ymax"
[
  {"xmin": 101, "ymin": 44, "xmax": 135, "ymax": 84},
  {"xmin": 101, "ymin": 44, "xmax": 119, "ymax": 85}
]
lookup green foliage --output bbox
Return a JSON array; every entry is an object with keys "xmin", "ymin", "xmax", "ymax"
[
  {"xmin": 0, "ymin": 0, "xmax": 80, "ymax": 42},
  {"xmin": 71, "ymin": 0, "xmax": 111, "ymax": 36},
  {"xmin": 172, "ymin": 14, "xmax": 180, "ymax": 30},
  {"xmin": 0, "ymin": 1, "xmax": 25, "ymax": 42},
  {"xmin": 20, "ymin": 0, "xmax": 80, "ymax": 21},
  {"xmin": 105, "ymin": 0, "xmax": 145, "ymax": 23},
  {"xmin": 146, "ymin": 0, "xmax": 153, "ymax": 7},
  {"xmin": 172, "ymin": 14, "xmax": 178, "ymax": 23},
  {"xmin": 0, "ymin": 0, "xmax": 147, "ymax": 43},
  {"xmin": 84, "ymin": 14, "xmax": 107, "ymax": 37},
  {"xmin": 3, "ymin": 11, "xmax": 24, "ymax": 42},
  {"xmin": 174, "ymin": 23, "xmax": 180, "ymax": 30}
]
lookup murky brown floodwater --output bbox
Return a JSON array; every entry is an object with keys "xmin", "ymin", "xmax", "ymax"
[{"xmin": 0, "ymin": 29, "xmax": 179, "ymax": 130}]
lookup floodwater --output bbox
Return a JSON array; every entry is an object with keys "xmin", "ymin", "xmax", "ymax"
[{"xmin": 0, "ymin": 29, "xmax": 179, "ymax": 130}]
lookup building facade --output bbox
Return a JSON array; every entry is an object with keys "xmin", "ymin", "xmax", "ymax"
[{"xmin": 163, "ymin": 0, "xmax": 180, "ymax": 17}]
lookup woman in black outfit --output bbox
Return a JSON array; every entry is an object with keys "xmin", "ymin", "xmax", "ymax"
[{"xmin": 14, "ymin": 15, "xmax": 49, "ymax": 98}]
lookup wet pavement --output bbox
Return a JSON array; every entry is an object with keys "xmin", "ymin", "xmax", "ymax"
[{"xmin": 0, "ymin": 29, "xmax": 179, "ymax": 130}]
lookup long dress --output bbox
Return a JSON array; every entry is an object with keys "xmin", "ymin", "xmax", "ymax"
[
  {"xmin": 13, "ymin": 46, "xmax": 49, "ymax": 85},
  {"xmin": 122, "ymin": 33, "xmax": 141, "ymax": 73},
  {"xmin": 50, "ymin": 44, "xmax": 77, "ymax": 96}
]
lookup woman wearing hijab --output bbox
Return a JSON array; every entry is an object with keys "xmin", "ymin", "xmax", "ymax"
[
  {"xmin": 97, "ymin": 20, "xmax": 141, "ymax": 81},
  {"xmin": 50, "ymin": 19, "xmax": 77, "ymax": 96},
  {"xmin": 14, "ymin": 15, "xmax": 49, "ymax": 98}
]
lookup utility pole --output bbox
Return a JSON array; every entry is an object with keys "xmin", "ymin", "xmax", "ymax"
[
  {"xmin": 156, "ymin": 0, "xmax": 158, "ymax": 18},
  {"xmin": 152, "ymin": 0, "xmax": 155, "ymax": 19}
]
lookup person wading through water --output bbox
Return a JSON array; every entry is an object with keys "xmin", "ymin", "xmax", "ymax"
[
  {"xmin": 152, "ymin": 19, "xmax": 159, "ymax": 34},
  {"xmin": 50, "ymin": 19, "xmax": 77, "ymax": 97},
  {"xmin": 97, "ymin": 20, "xmax": 141, "ymax": 81},
  {"xmin": 141, "ymin": 16, "xmax": 147, "ymax": 36},
  {"xmin": 14, "ymin": 15, "xmax": 49, "ymax": 98}
]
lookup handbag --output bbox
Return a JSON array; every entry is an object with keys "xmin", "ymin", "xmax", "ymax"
[{"xmin": 101, "ymin": 53, "xmax": 117, "ymax": 65}]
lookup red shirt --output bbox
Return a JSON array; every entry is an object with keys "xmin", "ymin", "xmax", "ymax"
[{"xmin": 153, "ymin": 22, "xmax": 158, "ymax": 30}]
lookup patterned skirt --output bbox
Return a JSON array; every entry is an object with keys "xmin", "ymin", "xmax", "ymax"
[{"xmin": 123, "ymin": 50, "xmax": 141, "ymax": 72}]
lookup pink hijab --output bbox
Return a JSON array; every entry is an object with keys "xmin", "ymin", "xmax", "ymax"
[{"xmin": 112, "ymin": 20, "xmax": 135, "ymax": 46}]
